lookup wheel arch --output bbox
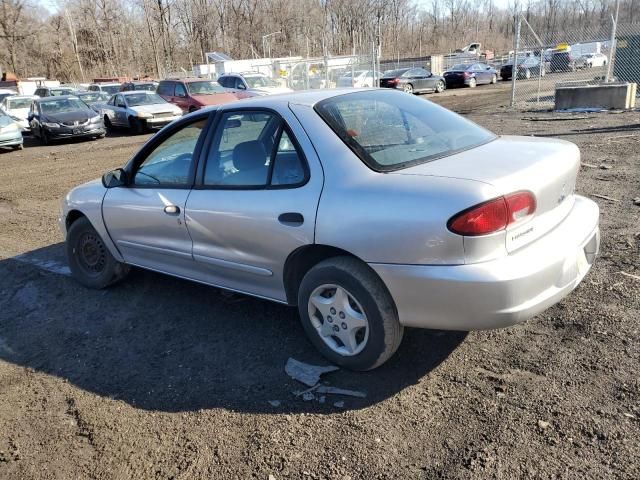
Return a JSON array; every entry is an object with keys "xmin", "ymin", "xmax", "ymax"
[
  {"xmin": 282, "ymin": 244, "xmax": 395, "ymax": 309},
  {"xmin": 65, "ymin": 209, "xmax": 87, "ymax": 231}
]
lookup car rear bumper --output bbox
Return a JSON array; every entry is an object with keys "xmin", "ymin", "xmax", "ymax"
[
  {"xmin": 370, "ymin": 195, "xmax": 600, "ymax": 331},
  {"xmin": 145, "ymin": 115, "xmax": 181, "ymax": 127}
]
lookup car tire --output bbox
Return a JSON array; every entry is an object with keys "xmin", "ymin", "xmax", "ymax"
[
  {"xmin": 66, "ymin": 216, "xmax": 129, "ymax": 289},
  {"xmin": 104, "ymin": 115, "xmax": 113, "ymax": 131},
  {"xmin": 525, "ymin": 69, "xmax": 531, "ymax": 79},
  {"xmin": 435, "ymin": 80, "xmax": 445, "ymax": 93},
  {"xmin": 14, "ymin": 144, "xmax": 23, "ymax": 151},
  {"xmin": 468, "ymin": 77, "xmax": 477, "ymax": 88},
  {"xmin": 403, "ymin": 83, "xmax": 414, "ymax": 94},
  {"xmin": 39, "ymin": 128, "xmax": 49, "ymax": 146},
  {"xmin": 491, "ymin": 74, "xmax": 497, "ymax": 84},
  {"xmin": 298, "ymin": 256, "xmax": 404, "ymax": 371}
]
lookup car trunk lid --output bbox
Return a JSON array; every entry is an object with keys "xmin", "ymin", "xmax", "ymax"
[{"xmin": 394, "ymin": 135, "xmax": 581, "ymax": 253}]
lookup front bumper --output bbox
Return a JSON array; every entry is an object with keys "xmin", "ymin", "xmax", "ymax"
[
  {"xmin": 46, "ymin": 126, "xmax": 105, "ymax": 139},
  {"xmin": 0, "ymin": 130, "xmax": 23, "ymax": 147},
  {"xmin": 144, "ymin": 115, "xmax": 181, "ymax": 128},
  {"xmin": 370, "ymin": 195, "xmax": 600, "ymax": 331}
]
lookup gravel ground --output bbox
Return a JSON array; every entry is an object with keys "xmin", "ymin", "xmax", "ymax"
[{"xmin": 0, "ymin": 87, "xmax": 638, "ymax": 479}]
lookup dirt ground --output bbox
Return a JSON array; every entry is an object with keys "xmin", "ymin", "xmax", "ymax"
[{"xmin": 0, "ymin": 86, "xmax": 639, "ymax": 479}]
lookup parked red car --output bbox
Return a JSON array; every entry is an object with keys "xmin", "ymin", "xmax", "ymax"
[{"xmin": 157, "ymin": 78, "xmax": 253, "ymax": 112}]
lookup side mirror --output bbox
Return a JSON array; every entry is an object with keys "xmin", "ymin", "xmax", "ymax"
[
  {"xmin": 225, "ymin": 118, "xmax": 242, "ymax": 128},
  {"xmin": 102, "ymin": 168, "xmax": 127, "ymax": 188}
]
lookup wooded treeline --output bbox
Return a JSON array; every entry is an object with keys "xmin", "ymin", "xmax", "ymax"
[{"xmin": 0, "ymin": 0, "xmax": 636, "ymax": 81}]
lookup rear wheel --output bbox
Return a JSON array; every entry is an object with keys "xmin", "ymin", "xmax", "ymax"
[
  {"xmin": 491, "ymin": 74, "xmax": 497, "ymax": 84},
  {"xmin": 298, "ymin": 256, "xmax": 404, "ymax": 371},
  {"xmin": 435, "ymin": 80, "xmax": 445, "ymax": 93},
  {"xmin": 403, "ymin": 83, "xmax": 414, "ymax": 94},
  {"xmin": 66, "ymin": 217, "xmax": 129, "ymax": 289},
  {"xmin": 14, "ymin": 144, "xmax": 23, "ymax": 150},
  {"xmin": 468, "ymin": 77, "xmax": 477, "ymax": 88}
]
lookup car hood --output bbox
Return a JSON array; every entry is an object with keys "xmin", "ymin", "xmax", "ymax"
[
  {"xmin": 191, "ymin": 93, "xmax": 239, "ymax": 105},
  {"xmin": 44, "ymin": 110, "xmax": 98, "ymax": 123},
  {"xmin": 131, "ymin": 103, "xmax": 179, "ymax": 114}
]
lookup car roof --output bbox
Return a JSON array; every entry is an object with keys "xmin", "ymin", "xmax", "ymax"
[
  {"xmin": 120, "ymin": 90, "xmax": 157, "ymax": 96},
  {"xmin": 6, "ymin": 95, "xmax": 37, "ymax": 100},
  {"xmin": 163, "ymin": 77, "xmax": 210, "ymax": 83},
  {"xmin": 35, "ymin": 95, "xmax": 80, "ymax": 102},
  {"xmin": 209, "ymin": 88, "xmax": 378, "ymax": 109}
]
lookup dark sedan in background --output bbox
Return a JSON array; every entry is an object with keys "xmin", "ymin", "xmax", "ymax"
[
  {"xmin": 28, "ymin": 96, "xmax": 105, "ymax": 145},
  {"xmin": 443, "ymin": 63, "xmax": 498, "ymax": 88},
  {"xmin": 77, "ymin": 91, "xmax": 111, "ymax": 112},
  {"xmin": 380, "ymin": 67, "xmax": 446, "ymax": 94},
  {"xmin": 500, "ymin": 56, "xmax": 545, "ymax": 80}
]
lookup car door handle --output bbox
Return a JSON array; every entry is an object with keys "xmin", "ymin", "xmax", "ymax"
[
  {"xmin": 278, "ymin": 212, "xmax": 304, "ymax": 226},
  {"xmin": 164, "ymin": 205, "xmax": 180, "ymax": 215}
]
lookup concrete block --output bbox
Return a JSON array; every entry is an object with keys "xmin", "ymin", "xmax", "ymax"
[{"xmin": 555, "ymin": 82, "xmax": 637, "ymax": 110}]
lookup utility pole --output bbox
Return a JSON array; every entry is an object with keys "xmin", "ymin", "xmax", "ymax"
[
  {"xmin": 510, "ymin": 16, "xmax": 521, "ymax": 107},
  {"xmin": 605, "ymin": 0, "xmax": 620, "ymax": 82},
  {"xmin": 64, "ymin": 9, "xmax": 85, "ymax": 83}
]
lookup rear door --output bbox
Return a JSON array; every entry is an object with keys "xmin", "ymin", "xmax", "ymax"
[
  {"xmin": 184, "ymin": 107, "xmax": 324, "ymax": 301},
  {"xmin": 102, "ymin": 116, "xmax": 209, "ymax": 275}
]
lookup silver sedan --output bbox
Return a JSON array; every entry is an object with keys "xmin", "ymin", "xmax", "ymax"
[
  {"xmin": 60, "ymin": 89, "xmax": 600, "ymax": 370},
  {"xmin": 99, "ymin": 91, "xmax": 182, "ymax": 134}
]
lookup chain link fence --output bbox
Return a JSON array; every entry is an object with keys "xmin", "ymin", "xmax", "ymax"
[{"xmin": 510, "ymin": 16, "xmax": 640, "ymax": 110}]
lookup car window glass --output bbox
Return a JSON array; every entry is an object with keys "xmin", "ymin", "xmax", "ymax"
[
  {"xmin": 218, "ymin": 77, "xmax": 231, "ymax": 88},
  {"xmin": 315, "ymin": 90, "xmax": 495, "ymax": 171},
  {"xmin": 235, "ymin": 77, "xmax": 245, "ymax": 89},
  {"xmin": 134, "ymin": 119, "xmax": 206, "ymax": 186},
  {"xmin": 175, "ymin": 83, "xmax": 187, "ymax": 97},
  {"xmin": 157, "ymin": 82, "xmax": 173, "ymax": 96},
  {"xmin": 204, "ymin": 111, "xmax": 278, "ymax": 187},
  {"xmin": 116, "ymin": 95, "xmax": 125, "ymax": 106},
  {"xmin": 271, "ymin": 130, "xmax": 305, "ymax": 186}
]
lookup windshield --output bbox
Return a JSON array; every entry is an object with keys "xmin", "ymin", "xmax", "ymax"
[
  {"xmin": 50, "ymin": 89, "xmax": 75, "ymax": 96},
  {"xmin": 126, "ymin": 93, "xmax": 165, "ymax": 106},
  {"xmin": 7, "ymin": 98, "xmax": 32, "ymax": 109},
  {"xmin": 451, "ymin": 64, "xmax": 470, "ymax": 70},
  {"xmin": 99, "ymin": 85, "xmax": 121, "ymax": 94},
  {"xmin": 382, "ymin": 69, "xmax": 409, "ymax": 79},
  {"xmin": 186, "ymin": 81, "xmax": 225, "ymax": 95},
  {"xmin": 244, "ymin": 76, "xmax": 278, "ymax": 88},
  {"xmin": 40, "ymin": 98, "xmax": 88, "ymax": 114},
  {"xmin": 314, "ymin": 90, "xmax": 496, "ymax": 172}
]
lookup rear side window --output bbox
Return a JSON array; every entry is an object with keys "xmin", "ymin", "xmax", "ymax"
[
  {"xmin": 315, "ymin": 90, "xmax": 496, "ymax": 172},
  {"xmin": 157, "ymin": 82, "xmax": 174, "ymax": 96},
  {"xmin": 218, "ymin": 77, "xmax": 232, "ymax": 88},
  {"xmin": 203, "ymin": 111, "xmax": 306, "ymax": 188}
]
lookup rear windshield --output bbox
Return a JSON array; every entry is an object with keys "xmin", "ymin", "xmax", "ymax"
[
  {"xmin": 7, "ymin": 98, "xmax": 32, "ymax": 109},
  {"xmin": 382, "ymin": 69, "xmax": 408, "ymax": 78},
  {"xmin": 314, "ymin": 90, "xmax": 496, "ymax": 172}
]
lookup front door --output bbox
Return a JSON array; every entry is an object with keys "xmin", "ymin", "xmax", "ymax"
[
  {"xmin": 102, "ymin": 117, "xmax": 209, "ymax": 276},
  {"xmin": 185, "ymin": 109, "xmax": 324, "ymax": 302}
]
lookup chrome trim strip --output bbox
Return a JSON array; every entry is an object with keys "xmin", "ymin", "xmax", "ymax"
[
  {"xmin": 116, "ymin": 240, "xmax": 193, "ymax": 259},
  {"xmin": 193, "ymin": 253, "xmax": 273, "ymax": 277}
]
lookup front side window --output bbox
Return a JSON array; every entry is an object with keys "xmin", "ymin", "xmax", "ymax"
[
  {"xmin": 315, "ymin": 90, "xmax": 495, "ymax": 172},
  {"xmin": 174, "ymin": 83, "xmax": 187, "ymax": 97},
  {"xmin": 134, "ymin": 119, "xmax": 206, "ymax": 186},
  {"xmin": 157, "ymin": 82, "xmax": 173, "ymax": 96},
  {"xmin": 204, "ymin": 111, "xmax": 306, "ymax": 188}
]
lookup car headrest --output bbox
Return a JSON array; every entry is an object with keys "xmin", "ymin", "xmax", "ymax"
[{"xmin": 233, "ymin": 140, "xmax": 267, "ymax": 171}]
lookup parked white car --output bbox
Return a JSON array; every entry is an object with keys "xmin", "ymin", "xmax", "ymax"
[
  {"xmin": 1, "ymin": 95, "xmax": 38, "ymax": 131},
  {"xmin": 582, "ymin": 53, "xmax": 608, "ymax": 68},
  {"xmin": 218, "ymin": 72, "xmax": 293, "ymax": 95},
  {"xmin": 100, "ymin": 91, "xmax": 182, "ymax": 134},
  {"xmin": 337, "ymin": 70, "xmax": 377, "ymax": 88},
  {"xmin": 0, "ymin": 88, "xmax": 16, "ymax": 102}
]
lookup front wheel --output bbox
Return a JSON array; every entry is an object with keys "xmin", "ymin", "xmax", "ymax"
[
  {"xmin": 129, "ymin": 117, "xmax": 145, "ymax": 135},
  {"xmin": 403, "ymin": 83, "xmax": 414, "ymax": 94},
  {"xmin": 435, "ymin": 80, "xmax": 445, "ymax": 93},
  {"xmin": 104, "ymin": 115, "xmax": 113, "ymax": 131},
  {"xmin": 66, "ymin": 217, "xmax": 129, "ymax": 289},
  {"xmin": 491, "ymin": 74, "xmax": 497, "ymax": 84},
  {"xmin": 468, "ymin": 77, "xmax": 477, "ymax": 88},
  {"xmin": 298, "ymin": 256, "xmax": 404, "ymax": 371}
]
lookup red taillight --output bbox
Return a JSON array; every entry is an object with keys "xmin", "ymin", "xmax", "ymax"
[
  {"xmin": 447, "ymin": 191, "xmax": 536, "ymax": 236},
  {"xmin": 391, "ymin": 78, "xmax": 400, "ymax": 84},
  {"xmin": 463, "ymin": 71, "xmax": 472, "ymax": 77}
]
